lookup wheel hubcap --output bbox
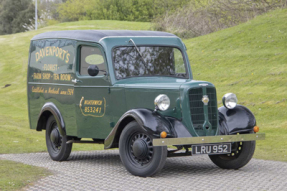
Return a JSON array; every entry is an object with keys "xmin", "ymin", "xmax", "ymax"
[
  {"xmin": 50, "ymin": 128, "xmax": 61, "ymax": 147},
  {"xmin": 132, "ymin": 139, "xmax": 149, "ymax": 159},
  {"xmin": 129, "ymin": 133, "xmax": 153, "ymax": 166}
]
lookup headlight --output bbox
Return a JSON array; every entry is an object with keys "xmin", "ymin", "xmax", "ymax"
[
  {"xmin": 154, "ymin": 94, "xmax": 170, "ymax": 111},
  {"xmin": 222, "ymin": 93, "xmax": 238, "ymax": 109}
]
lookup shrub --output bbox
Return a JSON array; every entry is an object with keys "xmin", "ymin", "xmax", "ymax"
[{"xmin": 152, "ymin": 0, "xmax": 287, "ymax": 38}]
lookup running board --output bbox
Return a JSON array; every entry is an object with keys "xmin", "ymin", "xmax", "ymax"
[{"xmin": 66, "ymin": 140, "xmax": 104, "ymax": 144}]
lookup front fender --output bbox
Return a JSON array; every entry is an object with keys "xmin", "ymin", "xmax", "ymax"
[
  {"xmin": 104, "ymin": 108, "xmax": 177, "ymax": 149},
  {"xmin": 218, "ymin": 105, "xmax": 256, "ymax": 135},
  {"xmin": 166, "ymin": 117, "xmax": 192, "ymax": 138}
]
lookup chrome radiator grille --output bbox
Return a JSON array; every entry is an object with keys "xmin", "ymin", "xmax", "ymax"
[{"xmin": 188, "ymin": 87, "xmax": 218, "ymax": 135}]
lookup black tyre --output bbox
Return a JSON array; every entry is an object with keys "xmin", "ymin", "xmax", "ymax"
[
  {"xmin": 209, "ymin": 140, "xmax": 256, "ymax": 169},
  {"xmin": 119, "ymin": 121, "xmax": 167, "ymax": 177},
  {"xmin": 46, "ymin": 115, "xmax": 72, "ymax": 161}
]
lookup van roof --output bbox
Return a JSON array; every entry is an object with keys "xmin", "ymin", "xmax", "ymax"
[{"xmin": 31, "ymin": 30, "xmax": 177, "ymax": 42}]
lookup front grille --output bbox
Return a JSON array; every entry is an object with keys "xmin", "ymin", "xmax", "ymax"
[
  {"xmin": 206, "ymin": 88, "xmax": 218, "ymax": 129},
  {"xmin": 188, "ymin": 87, "xmax": 218, "ymax": 134}
]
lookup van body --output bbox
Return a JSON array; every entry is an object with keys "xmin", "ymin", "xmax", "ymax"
[{"xmin": 27, "ymin": 30, "xmax": 264, "ymax": 177}]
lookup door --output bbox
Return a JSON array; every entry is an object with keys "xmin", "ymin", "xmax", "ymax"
[{"xmin": 74, "ymin": 44, "xmax": 112, "ymax": 139}]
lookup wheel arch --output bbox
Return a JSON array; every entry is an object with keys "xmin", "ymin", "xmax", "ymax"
[
  {"xmin": 218, "ymin": 105, "xmax": 256, "ymax": 135},
  {"xmin": 107, "ymin": 116, "xmax": 135, "ymax": 149},
  {"xmin": 104, "ymin": 108, "xmax": 175, "ymax": 149},
  {"xmin": 37, "ymin": 102, "xmax": 66, "ymax": 136}
]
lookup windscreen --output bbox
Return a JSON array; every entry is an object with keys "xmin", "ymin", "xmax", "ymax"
[{"xmin": 113, "ymin": 46, "xmax": 187, "ymax": 79}]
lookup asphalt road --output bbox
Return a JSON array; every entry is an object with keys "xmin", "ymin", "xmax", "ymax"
[{"xmin": 1, "ymin": 150, "xmax": 287, "ymax": 191}]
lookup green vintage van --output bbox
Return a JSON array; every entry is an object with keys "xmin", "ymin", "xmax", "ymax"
[{"xmin": 27, "ymin": 30, "xmax": 265, "ymax": 177}]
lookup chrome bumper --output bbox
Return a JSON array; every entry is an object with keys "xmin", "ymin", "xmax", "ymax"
[{"xmin": 153, "ymin": 133, "xmax": 265, "ymax": 146}]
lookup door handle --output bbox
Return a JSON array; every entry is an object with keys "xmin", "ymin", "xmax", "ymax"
[{"xmin": 71, "ymin": 79, "xmax": 82, "ymax": 84}]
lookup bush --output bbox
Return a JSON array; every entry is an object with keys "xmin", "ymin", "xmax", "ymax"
[
  {"xmin": 47, "ymin": 19, "xmax": 60, "ymax": 26},
  {"xmin": 57, "ymin": 0, "xmax": 191, "ymax": 22},
  {"xmin": 152, "ymin": 0, "xmax": 287, "ymax": 38}
]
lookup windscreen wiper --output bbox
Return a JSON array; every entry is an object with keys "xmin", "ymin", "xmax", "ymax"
[{"xmin": 129, "ymin": 39, "xmax": 148, "ymax": 70}]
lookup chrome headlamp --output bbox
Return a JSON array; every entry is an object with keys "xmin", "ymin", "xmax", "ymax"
[
  {"xmin": 222, "ymin": 93, "xmax": 238, "ymax": 109},
  {"xmin": 154, "ymin": 94, "xmax": 170, "ymax": 111}
]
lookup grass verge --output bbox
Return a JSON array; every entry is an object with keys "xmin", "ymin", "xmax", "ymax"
[{"xmin": 0, "ymin": 160, "xmax": 51, "ymax": 191}]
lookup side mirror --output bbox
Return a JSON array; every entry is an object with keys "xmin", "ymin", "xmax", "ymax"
[{"xmin": 87, "ymin": 65, "xmax": 99, "ymax": 76}]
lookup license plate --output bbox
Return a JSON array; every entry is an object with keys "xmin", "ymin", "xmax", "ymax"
[{"xmin": 192, "ymin": 143, "xmax": 231, "ymax": 155}]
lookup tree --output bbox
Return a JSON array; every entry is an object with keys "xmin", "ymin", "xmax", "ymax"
[
  {"xmin": 38, "ymin": 0, "xmax": 63, "ymax": 21},
  {"xmin": 58, "ymin": 0, "xmax": 93, "ymax": 21},
  {"xmin": 0, "ymin": 0, "xmax": 35, "ymax": 35},
  {"xmin": 57, "ymin": 0, "xmax": 191, "ymax": 22}
]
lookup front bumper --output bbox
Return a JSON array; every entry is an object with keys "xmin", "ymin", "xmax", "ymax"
[{"xmin": 153, "ymin": 133, "xmax": 265, "ymax": 146}]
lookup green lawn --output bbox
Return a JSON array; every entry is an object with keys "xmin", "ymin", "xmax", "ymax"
[{"xmin": 0, "ymin": 160, "xmax": 51, "ymax": 191}]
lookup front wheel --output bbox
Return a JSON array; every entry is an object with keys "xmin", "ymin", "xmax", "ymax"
[
  {"xmin": 46, "ymin": 115, "xmax": 72, "ymax": 161},
  {"xmin": 209, "ymin": 140, "xmax": 256, "ymax": 169},
  {"xmin": 119, "ymin": 121, "xmax": 167, "ymax": 177}
]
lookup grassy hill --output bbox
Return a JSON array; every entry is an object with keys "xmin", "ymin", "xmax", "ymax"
[
  {"xmin": 0, "ymin": 9, "xmax": 286, "ymax": 162},
  {"xmin": 186, "ymin": 8, "xmax": 287, "ymax": 161}
]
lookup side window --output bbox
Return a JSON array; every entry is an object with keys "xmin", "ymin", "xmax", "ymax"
[
  {"xmin": 174, "ymin": 49, "xmax": 185, "ymax": 74},
  {"xmin": 80, "ymin": 46, "xmax": 106, "ymax": 76}
]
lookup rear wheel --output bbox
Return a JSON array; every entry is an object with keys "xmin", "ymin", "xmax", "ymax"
[
  {"xmin": 209, "ymin": 140, "xmax": 255, "ymax": 169},
  {"xmin": 119, "ymin": 121, "xmax": 167, "ymax": 177},
  {"xmin": 46, "ymin": 115, "xmax": 72, "ymax": 161}
]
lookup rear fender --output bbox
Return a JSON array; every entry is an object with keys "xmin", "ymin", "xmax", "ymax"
[{"xmin": 37, "ymin": 102, "xmax": 66, "ymax": 136}]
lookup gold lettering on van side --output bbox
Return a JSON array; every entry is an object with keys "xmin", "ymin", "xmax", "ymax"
[
  {"xmin": 49, "ymin": 47, "xmax": 53, "ymax": 56},
  {"xmin": 60, "ymin": 74, "xmax": 71, "ymax": 81},
  {"xmin": 35, "ymin": 46, "xmax": 71, "ymax": 63},
  {"xmin": 62, "ymin": 50, "xmax": 67, "ymax": 61},
  {"xmin": 53, "ymin": 74, "xmax": 59, "ymax": 80},
  {"xmin": 43, "ymin": 64, "xmax": 57, "ymax": 71},
  {"xmin": 46, "ymin": 47, "xmax": 49, "ymax": 56},
  {"xmin": 66, "ymin": 53, "xmax": 70, "ymax": 63},
  {"xmin": 33, "ymin": 73, "xmax": 41, "ymax": 79},
  {"xmin": 42, "ymin": 73, "xmax": 51, "ymax": 79},
  {"xmin": 48, "ymin": 87, "xmax": 60, "ymax": 94},
  {"xmin": 30, "ymin": 86, "xmax": 74, "ymax": 96},
  {"xmin": 60, "ymin": 90, "xmax": 67, "ymax": 95},
  {"xmin": 79, "ymin": 97, "xmax": 106, "ymax": 117},
  {"xmin": 32, "ymin": 72, "xmax": 72, "ymax": 82},
  {"xmin": 67, "ymin": 89, "xmax": 74, "ymax": 95},
  {"xmin": 84, "ymin": 100, "xmax": 103, "ymax": 106},
  {"xmin": 31, "ymin": 86, "xmax": 44, "ymax": 93}
]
